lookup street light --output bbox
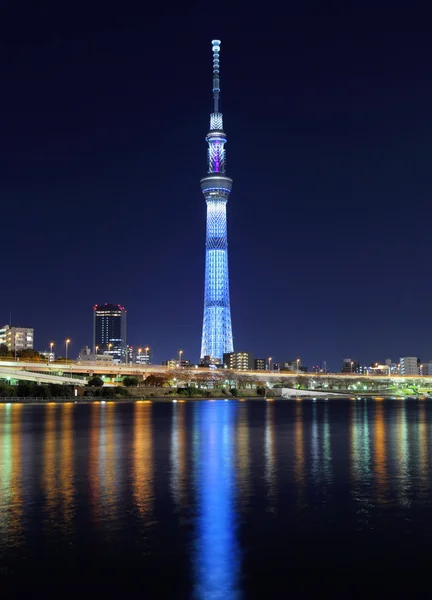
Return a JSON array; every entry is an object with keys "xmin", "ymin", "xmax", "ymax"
[
  {"xmin": 144, "ymin": 346, "xmax": 150, "ymax": 379},
  {"xmin": 95, "ymin": 345, "xmax": 99, "ymax": 355},
  {"xmin": 50, "ymin": 342, "xmax": 54, "ymax": 362},
  {"xmin": 296, "ymin": 358, "xmax": 300, "ymax": 374},
  {"xmin": 65, "ymin": 339, "xmax": 71, "ymax": 363},
  {"xmin": 138, "ymin": 347, "xmax": 142, "ymax": 364},
  {"xmin": 108, "ymin": 343, "xmax": 113, "ymax": 355},
  {"xmin": 268, "ymin": 357, "xmax": 272, "ymax": 371},
  {"xmin": 351, "ymin": 361, "xmax": 354, "ymax": 373},
  {"xmin": 179, "ymin": 349, "xmax": 183, "ymax": 367}
]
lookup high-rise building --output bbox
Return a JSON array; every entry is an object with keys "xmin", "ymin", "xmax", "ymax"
[
  {"xmin": 200, "ymin": 40, "xmax": 234, "ymax": 363},
  {"xmin": 223, "ymin": 352, "xmax": 254, "ymax": 371},
  {"xmin": 0, "ymin": 325, "xmax": 34, "ymax": 353},
  {"xmin": 93, "ymin": 303, "xmax": 127, "ymax": 363},
  {"xmin": 400, "ymin": 357, "xmax": 419, "ymax": 376},
  {"xmin": 254, "ymin": 358, "xmax": 266, "ymax": 370}
]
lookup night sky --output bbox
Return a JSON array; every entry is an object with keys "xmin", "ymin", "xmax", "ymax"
[{"xmin": 2, "ymin": 5, "xmax": 431, "ymax": 369}]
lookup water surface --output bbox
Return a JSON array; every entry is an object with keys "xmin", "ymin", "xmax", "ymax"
[{"xmin": 0, "ymin": 399, "xmax": 430, "ymax": 598}]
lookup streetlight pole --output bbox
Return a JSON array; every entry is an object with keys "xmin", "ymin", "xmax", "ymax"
[
  {"xmin": 138, "ymin": 347, "xmax": 142, "ymax": 365},
  {"xmin": 144, "ymin": 346, "xmax": 150, "ymax": 380},
  {"xmin": 179, "ymin": 349, "xmax": 183, "ymax": 368},
  {"xmin": 296, "ymin": 358, "xmax": 300, "ymax": 374},
  {"xmin": 50, "ymin": 342, "xmax": 54, "ymax": 363},
  {"xmin": 65, "ymin": 339, "xmax": 70, "ymax": 363},
  {"xmin": 268, "ymin": 357, "xmax": 272, "ymax": 372}
]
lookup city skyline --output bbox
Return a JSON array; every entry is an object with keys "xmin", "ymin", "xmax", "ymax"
[{"xmin": 2, "ymin": 9, "xmax": 432, "ymax": 368}]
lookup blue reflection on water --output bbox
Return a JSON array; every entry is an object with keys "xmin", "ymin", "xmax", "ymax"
[{"xmin": 193, "ymin": 401, "xmax": 241, "ymax": 600}]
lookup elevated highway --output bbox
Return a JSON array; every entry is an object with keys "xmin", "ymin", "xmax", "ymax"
[
  {"xmin": 0, "ymin": 367, "xmax": 88, "ymax": 386},
  {"xmin": 1, "ymin": 359, "xmax": 432, "ymax": 386}
]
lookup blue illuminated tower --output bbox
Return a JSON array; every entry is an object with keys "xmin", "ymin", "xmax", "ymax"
[{"xmin": 200, "ymin": 40, "xmax": 234, "ymax": 362}]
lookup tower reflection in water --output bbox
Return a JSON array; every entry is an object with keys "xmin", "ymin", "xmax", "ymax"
[{"xmin": 192, "ymin": 401, "xmax": 241, "ymax": 600}]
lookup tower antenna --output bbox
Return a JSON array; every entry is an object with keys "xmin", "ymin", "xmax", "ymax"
[{"xmin": 212, "ymin": 40, "xmax": 221, "ymax": 113}]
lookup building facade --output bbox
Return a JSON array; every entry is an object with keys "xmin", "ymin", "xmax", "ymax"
[
  {"xmin": 162, "ymin": 359, "xmax": 191, "ymax": 369},
  {"xmin": 342, "ymin": 358, "xmax": 361, "ymax": 374},
  {"xmin": 421, "ymin": 362, "xmax": 432, "ymax": 376},
  {"xmin": 0, "ymin": 325, "xmax": 34, "ymax": 353},
  {"xmin": 200, "ymin": 40, "xmax": 234, "ymax": 363},
  {"xmin": 400, "ymin": 356, "xmax": 419, "ymax": 376},
  {"xmin": 254, "ymin": 358, "xmax": 266, "ymax": 370},
  {"xmin": 223, "ymin": 352, "xmax": 254, "ymax": 371},
  {"xmin": 78, "ymin": 346, "xmax": 113, "ymax": 364},
  {"xmin": 132, "ymin": 347, "xmax": 152, "ymax": 365},
  {"xmin": 93, "ymin": 303, "xmax": 127, "ymax": 363}
]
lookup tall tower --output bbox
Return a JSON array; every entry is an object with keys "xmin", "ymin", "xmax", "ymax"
[{"xmin": 200, "ymin": 40, "xmax": 234, "ymax": 362}]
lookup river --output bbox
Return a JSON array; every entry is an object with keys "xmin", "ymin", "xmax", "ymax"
[{"xmin": 0, "ymin": 399, "xmax": 430, "ymax": 598}]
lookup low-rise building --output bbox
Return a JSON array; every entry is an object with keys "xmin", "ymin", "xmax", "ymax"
[
  {"xmin": 280, "ymin": 359, "xmax": 306, "ymax": 373},
  {"xmin": 78, "ymin": 346, "xmax": 113, "ymax": 364},
  {"xmin": 223, "ymin": 352, "xmax": 254, "ymax": 371},
  {"xmin": 129, "ymin": 347, "xmax": 152, "ymax": 365},
  {"xmin": 420, "ymin": 362, "xmax": 432, "ymax": 376},
  {"xmin": 200, "ymin": 355, "xmax": 221, "ymax": 367},
  {"xmin": 162, "ymin": 359, "xmax": 191, "ymax": 368},
  {"xmin": 342, "ymin": 358, "xmax": 362, "ymax": 374},
  {"xmin": 39, "ymin": 351, "xmax": 55, "ymax": 362},
  {"xmin": 400, "ymin": 357, "xmax": 419, "ymax": 376},
  {"xmin": 0, "ymin": 325, "xmax": 34, "ymax": 353}
]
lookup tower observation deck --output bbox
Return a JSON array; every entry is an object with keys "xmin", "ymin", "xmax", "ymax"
[{"xmin": 200, "ymin": 40, "xmax": 234, "ymax": 362}]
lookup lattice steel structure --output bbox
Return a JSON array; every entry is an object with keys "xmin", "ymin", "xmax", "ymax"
[{"xmin": 200, "ymin": 40, "xmax": 234, "ymax": 361}]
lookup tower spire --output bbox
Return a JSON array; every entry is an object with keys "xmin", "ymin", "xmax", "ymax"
[{"xmin": 212, "ymin": 40, "xmax": 221, "ymax": 113}]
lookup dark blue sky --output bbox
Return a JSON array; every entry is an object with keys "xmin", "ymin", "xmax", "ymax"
[{"xmin": 1, "ymin": 4, "xmax": 431, "ymax": 368}]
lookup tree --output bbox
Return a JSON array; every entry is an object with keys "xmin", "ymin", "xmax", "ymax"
[
  {"xmin": 191, "ymin": 372, "xmax": 212, "ymax": 389},
  {"xmin": 16, "ymin": 349, "xmax": 43, "ymax": 362},
  {"xmin": 144, "ymin": 374, "xmax": 167, "ymax": 387},
  {"xmin": 236, "ymin": 375, "xmax": 251, "ymax": 390},
  {"xmin": 0, "ymin": 344, "xmax": 10, "ymax": 357},
  {"xmin": 123, "ymin": 376, "xmax": 139, "ymax": 387},
  {"xmin": 87, "ymin": 376, "xmax": 104, "ymax": 387},
  {"xmin": 0, "ymin": 382, "xmax": 13, "ymax": 397}
]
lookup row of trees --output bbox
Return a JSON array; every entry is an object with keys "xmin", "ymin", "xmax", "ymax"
[
  {"xmin": 0, "ymin": 382, "xmax": 75, "ymax": 398},
  {"xmin": 143, "ymin": 369, "xmax": 265, "ymax": 390},
  {"xmin": 0, "ymin": 345, "xmax": 47, "ymax": 361}
]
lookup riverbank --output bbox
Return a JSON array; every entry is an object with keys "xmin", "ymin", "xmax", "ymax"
[{"xmin": 0, "ymin": 394, "xmax": 423, "ymax": 404}]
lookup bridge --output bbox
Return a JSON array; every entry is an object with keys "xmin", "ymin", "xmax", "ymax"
[
  {"xmin": 0, "ymin": 367, "xmax": 89, "ymax": 386},
  {"xmin": 1, "ymin": 359, "xmax": 432, "ymax": 387}
]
